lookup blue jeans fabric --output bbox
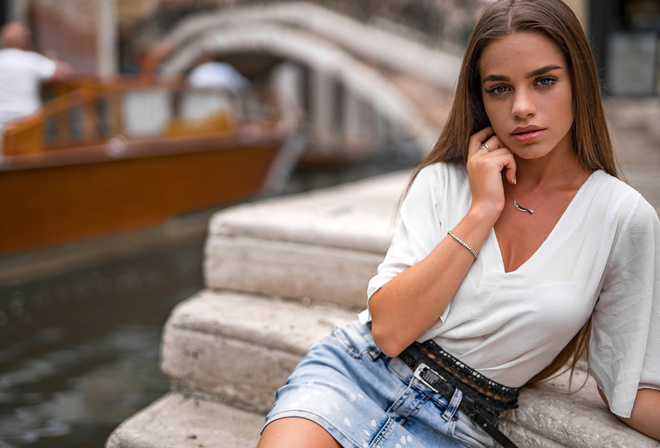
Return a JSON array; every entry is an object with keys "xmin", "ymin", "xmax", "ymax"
[{"xmin": 262, "ymin": 320, "xmax": 495, "ymax": 448}]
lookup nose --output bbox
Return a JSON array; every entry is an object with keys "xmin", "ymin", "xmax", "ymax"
[{"xmin": 511, "ymin": 89, "xmax": 536, "ymax": 120}]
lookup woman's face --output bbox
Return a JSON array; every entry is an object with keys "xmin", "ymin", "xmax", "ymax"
[{"xmin": 479, "ymin": 32, "xmax": 574, "ymax": 161}]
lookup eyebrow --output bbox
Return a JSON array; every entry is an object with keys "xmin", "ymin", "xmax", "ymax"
[{"xmin": 482, "ymin": 64, "xmax": 564, "ymax": 83}]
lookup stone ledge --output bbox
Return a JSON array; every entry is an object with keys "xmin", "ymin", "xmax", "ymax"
[
  {"xmin": 204, "ymin": 171, "xmax": 410, "ymax": 307},
  {"xmin": 206, "ymin": 170, "xmax": 408, "ymax": 254},
  {"xmin": 500, "ymin": 369, "xmax": 659, "ymax": 447},
  {"xmin": 157, "ymin": 290, "xmax": 658, "ymax": 447},
  {"xmin": 105, "ymin": 392, "xmax": 263, "ymax": 448},
  {"xmin": 205, "ymin": 235, "xmax": 383, "ymax": 308},
  {"xmin": 160, "ymin": 289, "xmax": 355, "ymax": 413}
]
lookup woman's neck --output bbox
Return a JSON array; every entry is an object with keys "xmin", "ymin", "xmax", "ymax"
[{"xmin": 513, "ymin": 147, "xmax": 583, "ymax": 189}]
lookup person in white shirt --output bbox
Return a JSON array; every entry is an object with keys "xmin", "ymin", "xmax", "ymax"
[
  {"xmin": 0, "ymin": 22, "xmax": 71, "ymax": 153},
  {"xmin": 257, "ymin": 1, "xmax": 660, "ymax": 447}
]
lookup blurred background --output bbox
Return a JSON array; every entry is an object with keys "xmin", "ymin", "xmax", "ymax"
[{"xmin": 0, "ymin": 0, "xmax": 659, "ymax": 446}]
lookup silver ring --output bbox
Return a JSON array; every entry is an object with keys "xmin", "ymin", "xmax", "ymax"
[{"xmin": 482, "ymin": 143, "xmax": 492, "ymax": 152}]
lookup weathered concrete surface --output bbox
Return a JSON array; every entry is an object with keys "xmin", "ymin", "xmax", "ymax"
[
  {"xmin": 205, "ymin": 171, "xmax": 408, "ymax": 309},
  {"xmin": 205, "ymin": 236, "xmax": 383, "ymax": 309},
  {"xmin": 500, "ymin": 369, "xmax": 660, "ymax": 447},
  {"xmin": 160, "ymin": 291, "xmax": 658, "ymax": 447},
  {"xmin": 117, "ymin": 286, "xmax": 660, "ymax": 448},
  {"xmin": 160, "ymin": 289, "xmax": 355, "ymax": 414},
  {"xmin": 106, "ymin": 392, "xmax": 263, "ymax": 448}
]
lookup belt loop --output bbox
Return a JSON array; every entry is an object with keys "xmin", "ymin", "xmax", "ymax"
[{"xmin": 441, "ymin": 387, "xmax": 463, "ymax": 421}]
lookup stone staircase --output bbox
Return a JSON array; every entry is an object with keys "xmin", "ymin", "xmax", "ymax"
[{"xmin": 106, "ymin": 171, "xmax": 658, "ymax": 448}]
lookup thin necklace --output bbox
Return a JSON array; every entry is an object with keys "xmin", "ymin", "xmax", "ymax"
[{"xmin": 505, "ymin": 168, "xmax": 582, "ymax": 214}]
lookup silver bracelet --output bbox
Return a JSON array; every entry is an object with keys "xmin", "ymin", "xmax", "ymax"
[{"xmin": 448, "ymin": 230, "xmax": 478, "ymax": 260}]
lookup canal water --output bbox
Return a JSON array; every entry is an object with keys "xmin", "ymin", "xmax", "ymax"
[
  {"xmin": 0, "ymin": 150, "xmax": 419, "ymax": 448},
  {"xmin": 0, "ymin": 235, "xmax": 206, "ymax": 448}
]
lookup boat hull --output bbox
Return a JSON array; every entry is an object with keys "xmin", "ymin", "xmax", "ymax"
[{"xmin": 0, "ymin": 133, "xmax": 284, "ymax": 255}]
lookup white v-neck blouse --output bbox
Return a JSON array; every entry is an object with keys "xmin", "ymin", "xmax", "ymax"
[{"xmin": 358, "ymin": 162, "xmax": 660, "ymax": 418}]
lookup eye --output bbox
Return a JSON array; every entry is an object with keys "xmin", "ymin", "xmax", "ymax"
[
  {"xmin": 535, "ymin": 75, "xmax": 558, "ymax": 88},
  {"xmin": 485, "ymin": 84, "xmax": 509, "ymax": 97}
]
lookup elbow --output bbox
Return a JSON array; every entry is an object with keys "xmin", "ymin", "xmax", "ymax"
[
  {"xmin": 368, "ymin": 288, "xmax": 418, "ymax": 358},
  {"xmin": 371, "ymin": 320, "xmax": 409, "ymax": 358},
  {"xmin": 610, "ymin": 388, "xmax": 660, "ymax": 441}
]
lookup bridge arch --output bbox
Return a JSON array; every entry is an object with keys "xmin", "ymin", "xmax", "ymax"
[{"xmin": 153, "ymin": 3, "xmax": 462, "ymax": 156}]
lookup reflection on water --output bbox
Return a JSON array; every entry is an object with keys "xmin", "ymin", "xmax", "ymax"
[{"xmin": 0, "ymin": 238, "xmax": 205, "ymax": 448}]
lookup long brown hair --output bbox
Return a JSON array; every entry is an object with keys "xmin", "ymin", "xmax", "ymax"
[{"xmin": 412, "ymin": 0, "xmax": 617, "ymax": 387}]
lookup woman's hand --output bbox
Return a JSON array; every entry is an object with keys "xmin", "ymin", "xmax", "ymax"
[
  {"xmin": 369, "ymin": 128, "xmax": 517, "ymax": 356},
  {"xmin": 465, "ymin": 127, "xmax": 517, "ymax": 224}
]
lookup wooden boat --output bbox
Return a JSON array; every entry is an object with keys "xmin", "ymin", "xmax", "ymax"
[{"xmin": 0, "ymin": 77, "xmax": 299, "ymax": 256}]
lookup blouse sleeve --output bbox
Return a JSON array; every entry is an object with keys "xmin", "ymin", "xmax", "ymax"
[
  {"xmin": 589, "ymin": 193, "xmax": 660, "ymax": 419},
  {"xmin": 357, "ymin": 164, "xmax": 458, "ymax": 325}
]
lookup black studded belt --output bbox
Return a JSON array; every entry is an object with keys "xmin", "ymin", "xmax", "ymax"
[{"xmin": 399, "ymin": 340, "xmax": 521, "ymax": 448}]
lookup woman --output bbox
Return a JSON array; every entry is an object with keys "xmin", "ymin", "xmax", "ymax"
[{"xmin": 258, "ymin": 0, "xmax": 660, "ymax": 446}]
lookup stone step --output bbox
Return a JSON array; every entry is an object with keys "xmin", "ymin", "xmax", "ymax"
[
  {"xmin": 160, "ymin": 289, "xmax": 356, "ymax": 414},
  {"xmin": 204, "ymin": 170, "xmax": 410, "ymax": 309},
  {"xmin": 501, "ymin": 369, "xmax": 659, "ymax": 448},
  {"xmin": 110, "ymin": 286, "xmax": 658, "ymax": 448},
  {"xmin": 106, "ymin": 392, "xmax": 264, "ymax": 448}
]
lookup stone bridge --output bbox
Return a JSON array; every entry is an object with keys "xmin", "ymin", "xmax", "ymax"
[{"xmin": 146, "ymin": 2, "xmax": 464, "ymax": 161}]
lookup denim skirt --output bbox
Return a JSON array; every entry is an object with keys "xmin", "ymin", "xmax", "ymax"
[{"xmin": 262, "ymin": 320, "xmax": 495, "ymax": 448}]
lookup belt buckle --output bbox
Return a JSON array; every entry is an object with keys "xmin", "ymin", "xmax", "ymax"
[{"xmin": 413, "ymin": 362, "xmax": 445, "ymax": 393}]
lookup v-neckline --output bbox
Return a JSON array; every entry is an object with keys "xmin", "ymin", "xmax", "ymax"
[{"xmin": 491, "ymin": 170, "xmax": 598, "ymax": 274}]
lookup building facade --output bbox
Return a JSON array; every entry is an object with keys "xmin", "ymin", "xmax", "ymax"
[{"xmin": 589, "ymin": 0, "xmax": 660, "ymax": 96}]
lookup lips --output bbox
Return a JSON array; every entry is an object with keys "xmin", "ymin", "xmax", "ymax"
[{"xmin": 512, "ymin": 125, "xmax": 545, "ymax": 143}]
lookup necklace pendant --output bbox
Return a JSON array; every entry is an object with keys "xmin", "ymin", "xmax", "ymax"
[{"xmin": 513, "ymin": 199, "xmax": 534, "ymax": 214}]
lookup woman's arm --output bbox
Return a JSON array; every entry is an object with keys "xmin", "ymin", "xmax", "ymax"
[
  {"xmin": 369, "ymin": 207, "xmax": 495, "ymax": 356},
  {"xmin": 369, "ymin": 127, "xmax": 517, "ymax": 357},
  {"xmin": 599, "ymin": 388, "xmax": 660, "ymax": 440},
  {"xmin": 619, "ymin": 389, "xmax": 660, "ymax": 440}
]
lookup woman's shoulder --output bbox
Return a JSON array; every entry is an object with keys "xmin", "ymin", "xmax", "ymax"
[
  {"xmin": 585, "ymin": 170, "xmax": 658, "ymax": 223},
  {"xmin": 588, "ymin": 170, "xmax": 650, "ymax": 200}
]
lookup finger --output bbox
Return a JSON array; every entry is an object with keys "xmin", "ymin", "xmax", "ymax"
[
  {"xmin": 481, "ymin": 140, "xmax": 495, "ymax": 152},
  {"xmin": 481, "ymin": 134, "xmax": 501, "ymax": 153},
  {"xmin": 474, "ymin": 127, "xmax": 494, "ymax": 142},
  {"xmin": 483, "ymin": 136, "xmax": 516, "ymax": 182},
  {"xmin": 470, "ymin": 127, "xmax": 495, "ymax": 153},
  {"xmin": 502, "ymin": 155, "xmax": 517, "ymax": 184}
]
